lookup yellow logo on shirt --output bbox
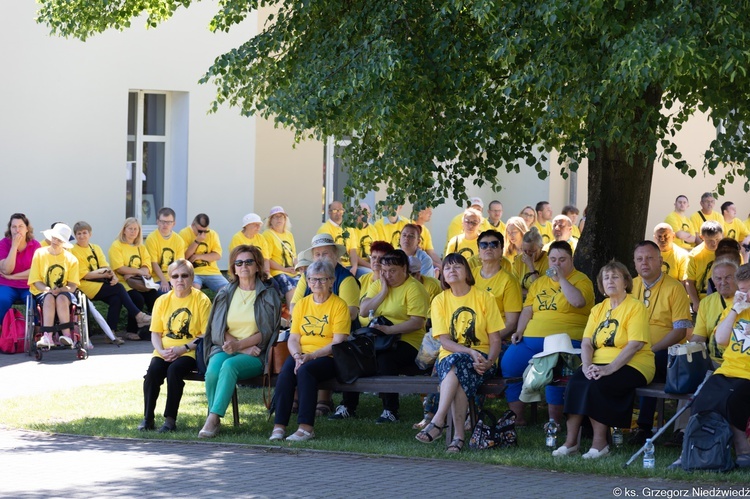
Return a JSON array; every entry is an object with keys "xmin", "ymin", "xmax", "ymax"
[{"xmin": 301, "ymin": 315, "xmax": 329, "ymax": 337}]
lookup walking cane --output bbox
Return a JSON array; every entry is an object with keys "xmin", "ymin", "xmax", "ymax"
[{"xmin": 623, "ymin": 370, "xmax": 712, "ymax": 468}]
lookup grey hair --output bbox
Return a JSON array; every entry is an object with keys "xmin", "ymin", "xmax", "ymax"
[{"xmin": 306, "ymin": 259, "xmax": 335, "ymax": 279}]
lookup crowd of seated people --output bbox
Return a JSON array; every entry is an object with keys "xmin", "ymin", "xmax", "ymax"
[{"xmin": 9, "ymin": 191, "xmax": 750, "ymax": 465}]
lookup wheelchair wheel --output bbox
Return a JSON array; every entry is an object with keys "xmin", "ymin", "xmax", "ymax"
[
  {"xmin": 34, "ymin": 349, "xmax": 43, "ymax": 361},
  {"xmin": 76, "ymin": 349, "xmax": 88, "ymax": 360}
]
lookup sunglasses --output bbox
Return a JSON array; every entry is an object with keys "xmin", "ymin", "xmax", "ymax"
[
  {"xmin": 479, "ymin": 240, "xmax": 501, "ymax": 250},
  {"xmin": 197, "ymin": 228, "xmax": 210, "ymax": 234},
  {"xmin": 171, "ymin": 273, "xmax": 190, "ymax": 280},
  {"xmin": 643, "ymin": 288, "xmax": 651, "ymax": 308},
  {"xmin": 235, "ymin": 259, "xmax": 256, "ymax": 267}
]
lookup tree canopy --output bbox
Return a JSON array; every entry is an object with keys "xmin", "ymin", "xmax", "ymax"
[{"xmin": 37, "ymin": 0, "xmax": 750, "ymax": 276}]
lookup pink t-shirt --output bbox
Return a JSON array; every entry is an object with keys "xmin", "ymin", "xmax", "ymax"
[{"xmin": 0, "ymin": 237, "xmax": 41, "ymax": 288}]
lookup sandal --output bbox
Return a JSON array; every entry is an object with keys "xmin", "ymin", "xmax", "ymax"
[
  {"xmin": 125, "ymin": 332, "xmax": 141, "ymax": 341},
  {"xmin": 412, "ymin": 417, "xmax": 431, "ymax": 430},
  {"xmin": 315, "ymin": 400, "xmax": 334, "ymax": 417},
  {"xmin": 415, "ymin": 422, "xmax": 446, "ymax": 443},
  {"xmin": 446, "ymin": 438, "xmax": 464, "ymax": 453}
]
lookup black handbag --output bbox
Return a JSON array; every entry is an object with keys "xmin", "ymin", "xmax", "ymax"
[
  {"xmin": 665, "ymin": 342, "xmax": 712, "ymax": 394},
  {"xmin": 469, "ymin": 409, "xmax": 518, "ymax": 450},
  {"xmin": 352, "ymin": 316, "xmax": 398, "ymax": 352},
  {"xmin": 332, "ymin": 336, "xmax": 377, "ymax": 383},
  {"xmin": 194, "ymin": 337, "xmax": 207, "ymax": 376}
]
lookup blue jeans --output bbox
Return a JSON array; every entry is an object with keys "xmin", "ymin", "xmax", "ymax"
[
  {"xmin": 193, "ymin": 274, "xmax": 228, "ymax": 292},
  {"xmin": 0, "ymin": 285, "xmax": 30, "ymax": 321}
]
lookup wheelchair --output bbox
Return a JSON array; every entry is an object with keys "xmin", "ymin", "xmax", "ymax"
[{"xmin": 25, "ymin": 290, "xmax": 90, "ymax": 361}]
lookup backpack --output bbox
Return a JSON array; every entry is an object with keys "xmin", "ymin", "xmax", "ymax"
[
  {"xmin": 0, "ymin": 308, "xmax": 26, "ymax": 354},
  {"xmin": 681, "ymin": 411, "xmax": 734, "ymax": 472}
]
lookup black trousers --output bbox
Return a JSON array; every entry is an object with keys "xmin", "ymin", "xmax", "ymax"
[
  {"xmin": 92, "ymin": 282, "xmax": 142, "ymax": 330},
  {"xmin": 274, "ymin": 355, "xmax": 336, "ymax": 427},
  {"xmin": 143, "ymin": 355, "xmax": 195, "ymax": 421},
  {"xmin": 127, "ymin": 289, "xmax": 158, "ymax": 335}
]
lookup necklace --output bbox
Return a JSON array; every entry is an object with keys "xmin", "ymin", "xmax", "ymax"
[{"xmin": 237, "ymin": 287, "xmax": 254, "ymax": 305}]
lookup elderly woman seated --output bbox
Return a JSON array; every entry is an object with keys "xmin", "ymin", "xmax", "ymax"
[
  {"xmin": 415, "ymin": 254, "xmax": 502, "ymax": 452},
  {"xmin": 553, "ymin": 261, "xmax": 654, "ymax": 459}
]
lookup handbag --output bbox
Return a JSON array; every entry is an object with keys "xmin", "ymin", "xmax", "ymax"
[
  {"xmin": 126, "ymin": 275, "xmax": 149, "ymax": 292},
  {"xmin": 665, "ymin": 342, "xmax": 712, "ymax": 394},
  {"xmin": 414, "ymin": 330, "xmax": 441, "ymax": 370},
  {"xmin": 352, "ymin": 316, "xmax": 398, "ymax": 352},
  {"xmin": 332, "ymin": 335, "xmax": 377, "ymax": 384},
  {"xmin": 194, "ymin": 337, "xmax": 207, "ymax": 375},
  {"xmin": 469, "ymin": 409, "xmax": 518, "ymax": 450}
]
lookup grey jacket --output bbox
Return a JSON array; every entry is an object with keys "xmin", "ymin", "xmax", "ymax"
[{"xmin": 203, "ymin": 277, "xmax": 282, "ymax": 372}]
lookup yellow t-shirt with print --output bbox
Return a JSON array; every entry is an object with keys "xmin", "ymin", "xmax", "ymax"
[
  {"xmin": 471, "ymin": 267, "xmax": 522, "ymax": 322},
  {"xmin": 145, "ymin": 231, "xmax": 186, "ymax": 282},
  {"xmin": 291, "ymin": 293, "xmax": 351, "ymax": 355},
  {"xmin": 631, "ymin": 274, "xmax": 692, "ymax": 346},
  {"xmin": 693, "ymin": 292, "xmax": 732, "ymax": 365},
  {"xmin": 27, "ymin": 247, "xmax": 80, "ymax": 295},
  {"xmin": 664, "ymin": 211, "xmax": 695, "ymax": 250},
  {"xmin": 722, "ymin": 218, "xmax": 749, "ymax": 243},
  {"xmin": 522, "ymin": 270, "xmax": 594, "ymax": 340},
  {"xmin": 150, "ymin": 288, "xmax": 211, "ymax": 360},
  {"xmin": 661, "ymin": 246, "xmax": 689, "ymax": 281},
  {"xmin": 444, "ymin": 234, "xmax": 479, "ymax": 261},
  {"xmin": 178, "ymin": 226, "xmax": 223, "ymax": 276},
  {"xmin": 226, "ymin": 289, "xmax": 258, "ymax": 340},
  {"xmin": 431, "ymin": 287, "xmax": 505, "ymax": 362},
  {"xmin": 357, "ymin": 272, "xmax": 377, "ymax": 326},
  {"xmin": 291, "ymin": 271, "xmax": 360, "ymax": 309},
  {"xmin": 350, "ymin": 224, "xmax": 380, "ymax": 261},
  {"xmin": 512, "ymin": 252, "xmax": 550, "ymax": 291},
  {"xmin": 262, "ymin": 229, "xmax": 297, "ymax": 277},
  {"xmin": 108, "ymin": 240, "xmax": 153, "ymax": 291},
  {"xmin": 532, "ymin": 221, "xmax": 554, "ymax": 245},
  {"xmin": 362, "ymin": 276, "xmax": 430, "ymax": 350},
  {"xmin": 488, "ymin": 219, "xmax": 507, "ymax": 237},
  {"xmin": 690, "ymin": 210, "xmax": 722, "ymax": 235},
  {"xmin": 417, "ymin": 224, "xmax": 435, "ymax": 252},
  {"xmin": 584, "ymin": 296, "xmax": 655, "ymax": 382},
  {"xmin": 373, "ymin": 217, "xmax": 410, "ymax": 250},
  {"xmin": 229, "ymin": 231, "xmax": 271, "ymax": 259},
  {"xmin": 543, "ymin": 238, "xmax": 578, "ymax": 255},
  {"xmin": 445, "ymin": 213, "xmax": 492, "ymax": 245},
  {"xmin": 687, "ymin": 243, "xmax": 715, "ymax": 298},
  {"xmin": 714, "ymin": 309, "xmax": 750, "ymax": 380},
  {"xmin": 71, "ymin": 243, "xmax": 108, "ymax": 298},
  {"xmin": 317, "ymin": 220, "xmax": 353, "ymax": 266}
]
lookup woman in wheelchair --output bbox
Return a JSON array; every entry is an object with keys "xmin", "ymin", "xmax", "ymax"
[{"xmin": 27, "ymin": 223, "xmax": 80, "ymax": 348}]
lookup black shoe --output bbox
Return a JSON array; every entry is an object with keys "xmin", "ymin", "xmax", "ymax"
[
  {"xmin": 137, "ymin": 419, "xmax": 155, "ymax": 431},
  {"xmin": 329, "ymin": 405, "xmax": 355, "ymax": 420},
  {"xmin": 662, "ymin": 430, "xmax": 684, "ymax": 448},
  {"xmin": 375, "ymin": 410, "xmax": 399, "ymax": 424},
  {"xmin": 627, "ymin": 427, "xmax": 653, "ymax": 446},
  {"xmin": 157, "ymin": 421, "xmax": 177, "ymax": 433}
]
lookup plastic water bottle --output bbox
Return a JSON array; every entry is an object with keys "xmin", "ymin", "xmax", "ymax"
[
  {"xmin": 643, "ymin": 438, "xmax": 655, "ymax": 469},
  {"xmin": 612, "ymin": 427, "xmax": 623, "ymax": 447},
  {"xmin": 368, "ymin": 309, "xmax": 375, "ymax": 326},
  {"xmin": 544, "ymin": 419, "xmax": 559, "ymax": 449}
]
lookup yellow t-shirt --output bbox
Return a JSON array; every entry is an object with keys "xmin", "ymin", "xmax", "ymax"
[
  {"xmin": 445, "ymin": 213, "xmax": 491, "ymax": 245},
  {"xmin": 145, "ymin": 231, "xmax": 186, "ymax": 282},
  {"xmin": 317, "ymin": 220, "xmax": 353, "ymax": 266},
  {"xmin": 262, "ymin": 229, "xmax": 297, "ymax": 277},
  {"xmin": 229, "ymin": 231, "xmax": 270, "ymax": 259},
  {"xmin": 532, "ymin": 221, "xmax": 554, "ymax": 245},
  {"xmin": 291, "ymin": 293, "xmax": 351, "ymax": 354},
  {"xmin": 714, "ymin": 309, "xmax": 750, "ymax": 380},
  {"xmin": 108, "ymin": 240, "xmax": 153, "ymax": 291},
  {"xmin": 664, "ymin": 211, "xmax": 695, "ymax": 250},
  {"xmin": 471, "ymin": 267, "xmax": 523, "ymax": 321},
  {"xmin": 362, "ymin": 276, "xmax": 430, "ymax": 350},
  {"xmin": 722, "ymin": 218, "xmax": 749, "ymax": 243},
  {"xmin": 444, "ymin": 234, "xmax": 479, "ymax": 260},
  {"xmin": 543, "ymin": 238, "xmax": 578, "ymax": 254},
  {"xmin": 661, "ymin": 246, "xmax": 689, "ymax": 281},
  {"xmin": 431, "ymin": 287, "xmax": 505, "ymax": 361},
  {"xmin": 178, "ymin": 226, "xmax": 223, "ymax": 276},
  {"xmin": 571, "ymin": 225, "xmax": 581, "ymax": 239},
  {"xmin": 150, "ymin": 288, "xmax": 211, "ymax": 360},
  {"xmin": 349, "ymin": 224, "xmax": 380, "ymax": 261},
  {"xmin": 584, "ymin": 296, "xmax": 655, "ymax": 382},
  {"xmin": 27, "ymin": 247, "xmax": 80, "ymax": 295},
  {"xmin": 416, "ymin": 224, "xmax": 435, "ymax": 252},
  {"xmin": 687, "ymin": 243, "xmax": 715, "ymax": 298},
  {"xmin": 522, "ymin": 270, "xmax": 594, "ymax": 340},
  {"xmin": 488, "ymin": 219, "xmax": 507, "ymax": 236},
  {"xmin": 226, "ymin": 289, "xmax": 258, "ymax": 340},
  {"xmin": 693, "ymin": 292, "xmax": 731, "ymax": 366},
  {"xmin": 291, "ymin": 271, "xmax": 360, "ymax": 309},
  {"xmin": 690, "ymin": 210, "xmax": 722, "ymax": 235},
  {"xmin": 71, "ymin": 243, "xmax": 108, "ymax": 298},
  {"xmin": 631, "ymin": 274, "xmax": 692, "ymax": 345},
  {"xmin": 373, "ymin": 217, "xmax": 410, "ymax": 249},
  {"xmin": 512, "ymin": 252, "xmax": 550, "ymax": 291}
]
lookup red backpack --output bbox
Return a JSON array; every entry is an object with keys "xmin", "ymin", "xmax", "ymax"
[{"xmin": 0, "ymin": 308, "xmax": 26, "ymax": 354}]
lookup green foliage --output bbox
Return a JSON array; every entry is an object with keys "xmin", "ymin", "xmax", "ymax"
[{"xmin": 35, "ymin": 0, "xmax": 750, "ymax": 213}]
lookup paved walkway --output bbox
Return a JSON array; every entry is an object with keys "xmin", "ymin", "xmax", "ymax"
[{"xmin": 0, "ymin": 337, "xmax": 746, "ymax": 498}]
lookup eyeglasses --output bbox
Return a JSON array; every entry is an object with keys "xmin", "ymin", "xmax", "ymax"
[
  {"xmin": 157, "ymin": 219, "xmax": 175, "ymax": 225},
  {"xmin": 330, "ymin": 209, "xmax": 345, "ymax": 214},
  {"xmin": 479, "ymin": 240, "xmax": 500, "ymax": 250},
  {"xmin": 197, "ymin": 229, "xmax": 210, "ymax": 234},
  {"xmin": 463, "ymin": 219, "xmax": 479, "ymax": 226},
  {"xmin": 234, "ymin": 259, "xmax": 256, "ymax": 267},
  {"xmin": 170, "ymin": 273, "xmax": 190, "ymax": 280},
  {"xmin": 643, "ymin": 288, "xmax": 651, "ymax": 308},
  {"xmin": 308, "ymin": 277, "xmax": 331, "ymax": 284}
]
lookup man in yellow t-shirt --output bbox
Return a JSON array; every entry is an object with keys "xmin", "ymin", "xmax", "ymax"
[
  {"xmin": 686, "ymin": 221, "xmax": 723, "ymax": 312},
  {"xmin": 542, "ymin": 215, "xmax": 578, "ymax": 254},
  {"xmin": 664, "ymin": 195, "xmax": 696, "ymax": 250},
  {"xmin": 145, "ymin": 207, "xmax": 186, "ymax": 293},
  {"xmin": 653, "ymin": 223, "xmax": 689, "ymax": 281},
  {"xmin": 229, "ymin": 213, "xmax": 271, "ymax": 275},
  {"xmin": 721, "ymin": 201, "xmax": 750, "ymax": 243},
  {"xmin": 690, "ymin": 192, "xmax": 723, "ymax": 243},
  {"xmin": 179, "ymin": 213, "xmax": 228, "ymax": 292},
  {"xmin": 373, "ymin": 206, "xmax": 410, "ymax": 250},
  {"xmin": 532, "ymin": 201, "xmax": 554, "ymax": 245},
  {"xmin": 692, "ymin": 260, "xmax": 737, "ymax": 367},
  {"xmin": 317, "ymin": 200, "xmax": 354, "ymax": 269},
  {"xmin": 349, "ymin": 203, "xmax": 377, "ymax": 278},
  {"xmin": 630, "ymin": 241, "xmax": 693, "ymax": 444},
  {"xmin": 486, "ymin": 200, "xmax": 507, "ymax": 235}
]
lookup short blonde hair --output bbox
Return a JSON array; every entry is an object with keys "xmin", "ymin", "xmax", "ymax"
[
  {"xmin": 167, "ymin": 259, "xmax": 194, "ymax": 281},
  {"xmin": 118, "ymin": 217, "xmax": 142, "ymax": 245}
]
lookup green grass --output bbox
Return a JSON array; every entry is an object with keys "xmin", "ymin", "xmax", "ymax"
[{"xmin": 3, "ymin": 381, "xmax": 749, "ymax": 484}]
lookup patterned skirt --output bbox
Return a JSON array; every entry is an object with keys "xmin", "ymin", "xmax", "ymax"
[{"xmin": 437, "ymin": 352, "xmax": 497, "ymax": 398}]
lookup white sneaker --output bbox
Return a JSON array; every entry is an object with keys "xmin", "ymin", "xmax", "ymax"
[
  {"xmin": 59, "ymin": 335, "xmax": 74, "ymax": 347},
  {"xmin": 36, "ymin": 333, "xmax": 53, "ymax": 348},
  {"xmin": 552, "ymin": 444, "xmax": 579, "ymax": 457}
]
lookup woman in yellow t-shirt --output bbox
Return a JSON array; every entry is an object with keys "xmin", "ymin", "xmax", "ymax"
[
  {"xmin": 229, "ymin": 213, "xmax": 271, "ymax": 275},
  {"xmin": 504, "ymin": 216, "xmax": 528, "ymax": 260},
  {"xmin": 356, "ymin": 241, "xmax": 394, "ymax": 326},
  {"xmin": 519, "ymin": 206, "xmax": 537, "ymax": 230},
  {"xmin": 502, "ymin": 240, "xmax": 594, "ymax": 426},
  {"xmin": 512, "ymin": 227, "xmax": 549, "ymax": 294},
  {"xmin": 444, "ymin": 208, "xmax": 482, "ymax": 261},
  {"xmin": 270, "ymin": 260, "xmax": 351, "ymax": 442},
  {"xmin": 262, "ymin": 206, "xmax": 299, "ymax": 305},
  {"xmin": 554, "ymin": 261, "xmax": 653, "ymax": 459},
  {"xmin": 415, "ymin": 253, "xmax": 503, "ymax": 452},
  {"xmin": 139, "ymin": 259, "xmax": 211, "ymax": 433}
]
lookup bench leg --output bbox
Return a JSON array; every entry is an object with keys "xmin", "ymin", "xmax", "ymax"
[{"xmin": 232, "ymin": 387, "xmax": 239, "ymax": 427}]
